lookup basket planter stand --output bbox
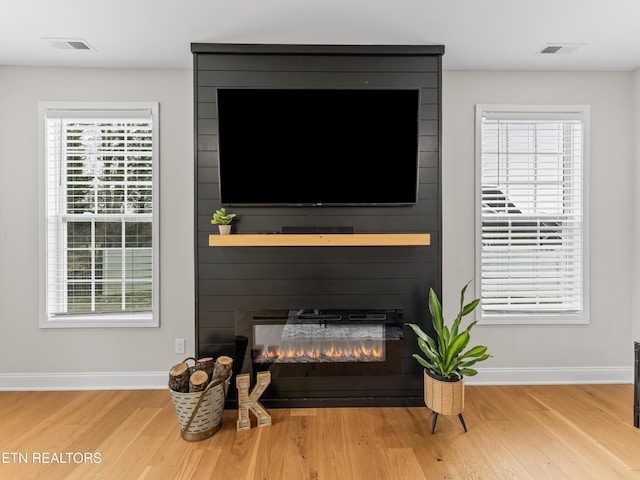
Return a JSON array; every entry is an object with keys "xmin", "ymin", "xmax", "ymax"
[{"xmin": 424, "ymin": 369, "xmax": 467, "ymax": 434}]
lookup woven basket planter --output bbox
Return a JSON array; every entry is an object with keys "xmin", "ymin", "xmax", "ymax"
[
  {"xmin": 170, "ymin": 372, "xmax": 231, "ymax": 442},
  {"xmin": 423, "ymin": 369, "xmax": 464, "ymax": 416}
]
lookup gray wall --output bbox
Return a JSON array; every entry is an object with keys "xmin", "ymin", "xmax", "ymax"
[
  {"xmin": 0, "ymin": 65, "xmax": 635, "ymax": 389},
  {"xmin": 443, "ymin": 71, "xmax": 633, "ymax": 383},
  {"xmin": 0, "ymin": 66, "xmax": 195, "ymax": 388}
]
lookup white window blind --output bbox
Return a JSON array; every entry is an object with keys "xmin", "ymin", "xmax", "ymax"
[
  {"xmin": 475, "ymin": 105, "xmax": 589, "ymax": 324},
  {"xmin": 39, "ymin": 102, "xmax": 159, "ymax": 328}
]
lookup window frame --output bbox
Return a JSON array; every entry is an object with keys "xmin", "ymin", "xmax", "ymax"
[
  {"xmin": 38, "ymin": 101, "xmax": 160, "ymax": 328},
  {"xmin": 474, "ymin": 104, "xmax": 590, "ymax": 325}
]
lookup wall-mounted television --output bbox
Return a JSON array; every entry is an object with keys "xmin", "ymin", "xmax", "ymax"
[{"xmin": 216, "ymin": 88, "xmax": 420, "ymax": 206}]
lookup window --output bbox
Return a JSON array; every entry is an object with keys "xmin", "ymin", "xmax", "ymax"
[
  {"xmin": 38, "ymin": 102, "xmax": 159, "ymax": 328},
  {"xmin": 475, "ymin": 105, "xmax": 589, "ymax": 324}
]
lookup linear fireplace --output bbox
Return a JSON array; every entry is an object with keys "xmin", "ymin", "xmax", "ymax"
[{"xmin": 233, "ymin": 309, "xmax": 408, "ymax": 406}]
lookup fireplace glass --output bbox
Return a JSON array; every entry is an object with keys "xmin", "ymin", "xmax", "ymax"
[
  {"xmin": 254, "ymin": 313, "xmax": 386, "ymax": 363},
  {"xmin": 236, "ymin": 309, "xmax": 403, "ymax": 378}
]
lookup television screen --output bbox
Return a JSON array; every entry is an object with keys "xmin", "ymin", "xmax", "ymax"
[{"xmin": 216, "ymin": 88, "xmax": 420, "ymax": 206}]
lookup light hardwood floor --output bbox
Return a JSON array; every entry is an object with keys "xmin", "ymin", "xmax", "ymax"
[{"xmin": 0, "ymin": 384, "xmax": 638, "ymax": 479}]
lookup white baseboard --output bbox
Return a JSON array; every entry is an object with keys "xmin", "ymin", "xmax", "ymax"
[
  {"xmin": 466, "ymin": 366, "xmax": 634, "ymax": 385},
  {"xmin": 0, "ymin": 372, "xmax": 167, "ymax": 391},
  {"xmin": 0, "ymin": 366, "xmax": 633, "ymax": 391}
]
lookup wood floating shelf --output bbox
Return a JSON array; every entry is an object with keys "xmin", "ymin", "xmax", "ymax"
[{"xmin": 209, "ymin": 233, "xmax": 430, "ymax": 247}]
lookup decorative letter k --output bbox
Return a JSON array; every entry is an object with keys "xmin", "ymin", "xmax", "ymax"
[{"xmin": 236, "ymin": 371, "xmax": 272, "ymax": 430}]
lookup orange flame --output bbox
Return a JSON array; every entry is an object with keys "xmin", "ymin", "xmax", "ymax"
[{"xmin": 256, "ymin": 342, "xmax": 385, "ymax": 363}]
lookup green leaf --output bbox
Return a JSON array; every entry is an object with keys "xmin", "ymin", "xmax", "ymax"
[
  {"xmin": 461, "ymin": 298, "xmax": 480, "ymax": 317},
  {"xmin": 450, "ymin": 321, "xmax": 459, "ymax": 339},
  {"xmin": 471, "ymin": 353, "xmax": 492, "ymax": 364},
  {"xmin": 459, "ymin": 368, "xmax": 478, "ymax": 377},
  {"xmin": 442, "ymin": 325, "xmax": 450, "ymax": 345},
  {"xmin": 452, "ymin": 281, "xmax": 477, "ymax": 338},
  {"xmin": 444, "ymin": 331, "xmax": 469, "ymax": 370},
  {"xmin": 417, "ymin": 338, "xmax": 439, "ymax": 363},
  {"xmin": 459, "ymin": 333, "xmax": 471, "ymax": 357},
  {"xmin": 412, "ymin": 354, "xmax": 433, "ymax": 370},
  {"xmin": 461, "ymin": 345, "xmax": 488, "ymax": 359},
  {"xmin": 428, "ymin": 288, "xmax": 444, "ymax": 335},
  {"xmin": 406, "ymin": 323, "xmax": 430, "ymax": 343},
  {"xmin": 460, "ymin": 280, "xmax": 471, "ymax": 309},
  {"xmin": 425, "ymin": 335, "xmax": 439, "ymax": 355},
  {"xmin": 458, "ymin": 354, "xmax": 491, "ymax": 369},
  {"xmin": 465, "ymin": 320, "xmax": 478, "ymax": 333}
]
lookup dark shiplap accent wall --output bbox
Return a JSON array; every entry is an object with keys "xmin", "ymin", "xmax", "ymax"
[{"xmin": 193, "ymin": 44, "xmax": 444, "ymax": 406}]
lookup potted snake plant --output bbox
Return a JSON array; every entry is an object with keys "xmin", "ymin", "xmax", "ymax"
[{"xmin": 406, "ymin": 281, "xmax": 491, "ymax": 433}]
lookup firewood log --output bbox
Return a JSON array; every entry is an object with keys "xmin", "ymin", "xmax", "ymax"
[
  {"xmin": 189, "ymin": 370, "xmax": 209, "ymax": 392},
  {"xmin": 195, "ymin": 357, "xmax": 214, "ymax": 380},
  {"xmin": 169, "ymin": 362, "xmax": 190, "ymax": 393},
  {"xmin": 213, "ymin": 356, "xmax": 233, "ymax": 380}
]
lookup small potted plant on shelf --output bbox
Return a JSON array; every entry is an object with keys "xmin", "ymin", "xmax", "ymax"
[
  {"xmin": 406, "ymin": 281, "xmax": 491, "ymax": 434},
  {"xmin": 211, "ymin": 208, "xmax": 237, "ymax": 235}
]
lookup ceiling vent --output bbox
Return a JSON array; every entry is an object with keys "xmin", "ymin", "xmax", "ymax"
[
  {"xmin": 537, "ymin": 43, "xmax": 584, "ymax": 55},
  {"xmin": 43, "ymin": 38, "xmax": 95, "ymax": 51}
]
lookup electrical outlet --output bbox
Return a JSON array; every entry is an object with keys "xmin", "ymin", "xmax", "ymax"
[{"xmin": 175, "ymin": 338, "xmax": 185, "ymax": 355}]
